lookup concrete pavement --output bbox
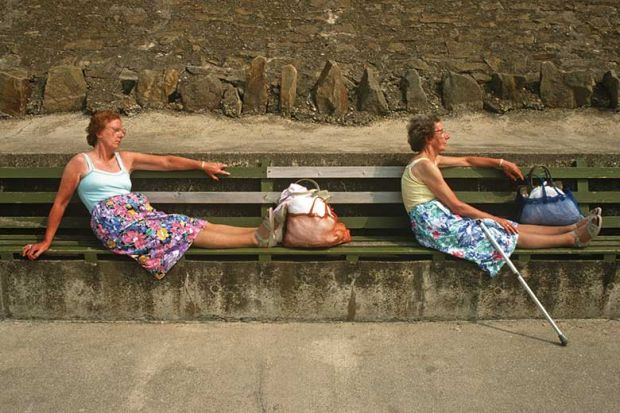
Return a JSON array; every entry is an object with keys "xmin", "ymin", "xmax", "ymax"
[
  {"xmin": 0, "ymin": 109, "xmax": 618, "ymax": 155},
  {"xmin": 1, "ymin": 319, "xmax": 618, "ymax": 412}
]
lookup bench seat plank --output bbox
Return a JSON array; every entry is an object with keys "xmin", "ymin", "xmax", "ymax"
[
  {"xmin": 1, "ymin": 215, "xmax": 619, "ymax": 230},
  {"xmin": 2, "ymin": 236, "xmax": 618, "ymax": 258},
  {"xmin": 3, "ymin": 190, "xmax": 619, "ymax": 205}
]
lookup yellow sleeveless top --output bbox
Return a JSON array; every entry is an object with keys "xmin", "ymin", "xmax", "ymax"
[{"xmin": 401, "ymin": 157, "xmax": 436, "ymax": 212}]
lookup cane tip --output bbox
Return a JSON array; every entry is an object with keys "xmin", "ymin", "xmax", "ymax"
[{"xmin": 559, "ymin": 334, "xmax": 568, "ymax": 346}]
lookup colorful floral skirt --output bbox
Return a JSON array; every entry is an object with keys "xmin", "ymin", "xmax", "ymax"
[
  {"xmin": 90, "ymin": 192, "xmax": 207, "ymax": 279},
  {"xmin": 409, "ymin": 200, "xmax": 519, "ymax": 277}
]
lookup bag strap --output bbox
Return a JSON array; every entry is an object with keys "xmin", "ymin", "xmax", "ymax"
[
  {"xmin": 526, "ymin": 165, "xmax": 556, "ymax": 191},
  {"xmin": 294, "ymin": 178, "xmax": 320, "ymax": 190},
  {"xmin": 292, "ymin": 178, "xmax": 331, "ymax": 201}
]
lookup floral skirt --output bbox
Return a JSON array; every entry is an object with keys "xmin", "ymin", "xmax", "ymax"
[
  {"xmin": 90, "ymin": 192, "xmax": 207, "ymax": 279},
  {"xmin": 409, "ymin": 200, "xmax": 518, "ymax": 277}
]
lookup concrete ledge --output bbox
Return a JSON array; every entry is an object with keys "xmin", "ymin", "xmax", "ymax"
[
  {"xmin": 2, "ymin": 259, "xmax": 617, "ymax": 321},
  {"xmin": 1, "ymin": 152, "xmax": 620, "ymax": 168}
]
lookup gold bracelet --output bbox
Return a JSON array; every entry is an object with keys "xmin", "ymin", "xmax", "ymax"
[
  {"xmin": 201, "ymin": 161, "xmax": 205, "ymax": 169},
  {"xmin": 498, "ymin": 159, "xmax": 504, "ymax": 168}
]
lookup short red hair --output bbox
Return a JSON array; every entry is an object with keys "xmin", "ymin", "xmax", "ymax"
[{"xmin": 86, "ymin": 111, "xmax": 120, "ymax": 147}]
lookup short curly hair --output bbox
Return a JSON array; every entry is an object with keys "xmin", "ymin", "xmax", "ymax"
[
  {"xmin": 407, "ymin": 114, "xmax": 440, "ymax": 152},
  {"xmin": 86, "ymin": 111, "xmax": 120, "ymax": 147}
]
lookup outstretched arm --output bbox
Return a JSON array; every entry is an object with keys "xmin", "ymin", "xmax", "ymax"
[
  {"xmin": 437, "ymin": 155, "xmax": 524, "ymax": 181},
  {"xmin": 22, "ymin": 156, "xmax": 83, "ymax": 260},
  {"xmin": 415, "ymin": 161, "xmax": 518, "ymax": 234},
  {"xmin": 121, "ymin": 152, "xmax": 230, "ymax": 181}
]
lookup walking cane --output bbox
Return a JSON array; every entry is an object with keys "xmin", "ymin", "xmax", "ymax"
[{"xmin": 478, "ymin": 220, "xmax": 568, "ymax": 346}]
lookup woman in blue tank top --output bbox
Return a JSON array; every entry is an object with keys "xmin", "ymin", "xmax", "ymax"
[
  {"xmin": 21, "ymin": 111, "xmax": 282, "ymax": 279},
  {"xmin": 404, "ymin": 114, "xmax": 603, "ymax": 277}
]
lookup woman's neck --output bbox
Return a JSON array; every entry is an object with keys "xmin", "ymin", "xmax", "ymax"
[
  {"xmin": 91, "ymin": 145, "xmax": 115, "ymax": 161},
  {"xmin": 419, "ymin": 147, "xmax": 438, "ymax": 162}
]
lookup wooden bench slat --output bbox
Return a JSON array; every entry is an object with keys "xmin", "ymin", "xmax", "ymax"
[
  {"xmin": 5, "ymin": 166, "xmax": 620, "ymax": 180},
  {"xmin": 267, "ymin": 166, "xmax": 405, "ymax": 178},
  {"xmin": 2, "ymin": 215, "xmax": 620, "ymax": 230},
  {"xmin": 4, "ymin": 190, "xmax": 618, "ymax": 205},
  {"xmin": 0, "ymin": 167, "xmax": 265, "ymax": 179},
  {"xmin": 266, "ymin": 166, "xmax": 620, "ymax": 179},
  {"xmin": 2, "ymin": 244, "xmax": 618, "ymax": 258},
  {"xmin": 0, "ymin": 216, "xmax": 90, "ymax": 228}
]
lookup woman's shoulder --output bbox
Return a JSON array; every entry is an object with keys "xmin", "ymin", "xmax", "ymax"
[
  {"xmin": 409, "ymin": 156, "xmax": 437, "ymax": 170},
  {"xmin": 67, "ymin": 153, "xmax": 87, "ymax": 167}
]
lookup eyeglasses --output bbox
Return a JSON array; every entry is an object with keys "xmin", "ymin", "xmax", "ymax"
[{"xmin": 106, "ymin": 126, "xmax": 126, "ymax": 134}]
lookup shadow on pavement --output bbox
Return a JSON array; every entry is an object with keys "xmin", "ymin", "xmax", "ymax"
[{"xmin": 476, "ymin": 321, "xmax": 564, "ymax": 347}]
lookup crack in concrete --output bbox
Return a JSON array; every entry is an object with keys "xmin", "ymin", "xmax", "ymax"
[
  {"xmin": 6, "ymin": 118, "xmax": 34, "ymax": 140},
  {"xmin": 254, "ymin": 361, "xmax": 268, "ymax": 413},
  {"xmin": 126, "ymin": 342, "xmax": 170, "ymax": 412},
  {"xmin": 346, "ymin": 274, "xmax": 357, "ymax": 321},
  {"xmin": 0, "ymin": 263, "xmax": 11, "ymax": 319}
]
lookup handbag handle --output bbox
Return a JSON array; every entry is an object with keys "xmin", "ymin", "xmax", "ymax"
[
  {"xmin": 307, "ymin": 193, "xmax": 338, "ymax": 218},
  {"xmin": 294, "ymin": 178, "xmax": 320, "ymax": 190},
  {"xmin": 526, "ymin": 165, "xmax": 557, "ymax": 189},
  {"xmin": 293, "ymin": 178, "xmax": 331, "ymax": 201},
  {"xmin": 525, "ymin": 165, "xmax": 563, "ymax": 202}
]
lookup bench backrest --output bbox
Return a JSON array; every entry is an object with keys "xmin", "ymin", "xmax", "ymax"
[{"xmin": 1, "ymin": 163, "xmax": 619, "ymax": 237}]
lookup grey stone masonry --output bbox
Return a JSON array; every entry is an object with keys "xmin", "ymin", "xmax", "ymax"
[
  {"xmin": 280, "ymin": 64, "xmax": 297, "ymax": 116},
  {"xmin": 313, "ymin": 60, "xmax": 348, "ymax": 117},
  {"xmin": 221, "ymin": 83, "xmax": 242, "ymax": 117},
  {"xmin": 442, "ymin": 72, "xmax": 483, "ymax": 111},
  {"xmin": 136, "ymin": 69, "xmax": 178, "ymax": 109},
  {"xmin": 42, "ymin": 66, "xmax": 87, "ymax": 113},
  {"xmin": 540, "ymin": 62, "xmax": 595, "ymax": 109},
  {"xmin": 401, "ymin": 69, "xmax": 429, "ymax": 112},
  {"xmin": 357, "ymin": 67, "xmax": 389, "ymax": 115},
  {"xmin": 603, "ymin": 70, "xmax": 619, "ymax": 109},
  {"xmin": 0, "ymin": 1, "xmax": 617, "ymax": 120},
  {"xmin": 243, "ymin": 56, "xmax": 269, "ymax": 114},
  {"xmin": 179, "ymin": 74, "xmax": 223, "ymax": 112},
  {"xmin": 0, "ymin": 69, "xmax": 30, "ymax": 116}
]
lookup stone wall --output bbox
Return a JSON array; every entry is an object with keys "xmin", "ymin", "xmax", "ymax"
[{"xmin": 0, "ymin": 0, "xmax": 618, "ymax": 122}]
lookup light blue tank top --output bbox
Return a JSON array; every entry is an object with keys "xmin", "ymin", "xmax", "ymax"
[{"xmin": 77, "ymin": 152, "xmax": 132, "ymax": 213}]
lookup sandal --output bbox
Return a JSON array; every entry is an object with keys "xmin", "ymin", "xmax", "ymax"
[
  {"xmin": 576, "ymin": 208, "xmax": 603, "ymax": 228},
  {"xmin": 256, "ymin": 208, "xmax": 278, "ymax": 248},
  {"xmin": 589, "ymin": 207, "xmax": 602, "ymax": 217},
  {"xmin": 574, "ymin": 214, "xmax": 603, "ymax": 248},
  {"xmin": 273, "ymin": 204, "xmax": 287, "ymax": 243}
]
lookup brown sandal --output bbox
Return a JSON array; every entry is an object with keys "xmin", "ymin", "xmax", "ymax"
[
  {"xmin": 574, "ymin": 215, "xmax": 602, "ymax": 248},
  {"xmin": 256, "ymin": 208, "xmax": 278, "ymax": 248}
]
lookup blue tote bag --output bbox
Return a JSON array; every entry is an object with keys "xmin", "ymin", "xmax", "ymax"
[{"xmin": 516, "ymin": 165, "xmax": 582, "ymax": 226}]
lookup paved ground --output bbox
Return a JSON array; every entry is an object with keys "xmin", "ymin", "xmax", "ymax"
[
  {"xmin": 0, "ymin": 319, "xmax": 618, "ymax": 413},
  {"xmin": 0, "ymin": 109, "xmax": 618, "ymax": 155}
]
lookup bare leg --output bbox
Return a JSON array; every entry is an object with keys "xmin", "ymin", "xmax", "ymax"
[
  {"xmin": 192, "ymin": 225, "xmax": 258, "ymax": 248},
  {"xmin": 518, "ymin": 223, "xmax": 576, "ymax": 235},
  {"xmin": 517, "ymin": 232, "xmax": 574, "ymax": 248},
  {"xmin": 517, "ymin": 223, "xmax": 593, "ymax": 248},
  {"xmin": 202, "ymin": 222, "xmax": 256, "ymax": 235}
]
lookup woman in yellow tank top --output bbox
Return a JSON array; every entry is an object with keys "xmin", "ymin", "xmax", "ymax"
[{"xmin": 403, "ymin": 114, "xmax": 602, "ymax": 277}]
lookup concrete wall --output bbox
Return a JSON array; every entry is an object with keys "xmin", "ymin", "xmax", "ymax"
[{"xmin": 1, "ymin": 259, "xmax": 617, "ymax": 321}]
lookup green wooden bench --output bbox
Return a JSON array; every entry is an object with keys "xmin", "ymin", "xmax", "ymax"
[{"xmin": 1, "ymin": 160, "xmax": 619, "ymax": 266}]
